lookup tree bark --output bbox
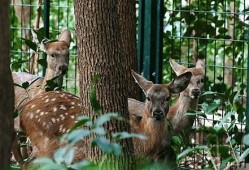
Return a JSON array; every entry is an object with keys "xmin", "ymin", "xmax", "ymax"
[
  {"xmin": 0, "ymin": 0, "xmax": 14, "ymax": 169},
  {"xmin": 74, "ymin": 0, "xmax": 137, "ymax": 169}
]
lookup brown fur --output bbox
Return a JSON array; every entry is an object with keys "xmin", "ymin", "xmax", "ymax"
[
  {"xmin": 129, "ymin": 70, "xmax": 192, "ymax": 165},
  {"xmin": 20, "ymin": 91, "xmax": 85, "ymax": 161}
]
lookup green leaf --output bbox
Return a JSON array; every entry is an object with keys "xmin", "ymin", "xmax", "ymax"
[
  {"xmin": 112, "ymin": 132, "xmax": 147, "ymax": 140},
  {"xmin": 69, "ymin": 116, "xmax": 92, "ymax": 132},
  {"xmin": 37, "ymin": 58, "xmax": 47, "ymax": 68},
  {"xmin": 53, "ymin": 147, "xmax": 67, "ymax": 164},
  {"xmin": 21, "ymin": 82, "xmax": 30, "ymax": 90},
  {"xmin": 220, "ymin": 156, "xmax": 233, "ymax": 170},
  {"xmin": 239, "ymin": 148, "xmax": 249, "ymax": 162},
  {"xmin": 177, "ymin": 145, "xmax": 209, "ymax": 160},
  {"xmin": 92, "ymin": 127, "xmax": 106, "ymax": 135},
  {"xmin": 202, "ymin": 91, "xmax": 217, "ymax": 96},
  {"xmin": 95, "ymin": 113, "xmax": 120, "ymax": 127},
  {"xmin": 64, "ymin": 129, "xmax": 91, "ymax": 145},
  {"xmin": 37, "ymin": 27, "xmax": 46, "ymax": 43},
  {"xmin": 172, "ymin": 135, "xmax": 183, "ymax": 146},
  {"xmin": 215, "ymin": 111, "xmax": 235, "ymax": 131},
  {"xmin": 64, "ymin": 148, "xmax": 75, "ymax": 165},
  {"xmin": 21, "ymin": 38, "xmax": 37, "ymax": 51},
  {"xmin": 243, "ymin": 134, "xmax": 249, "ymax": 146},
  {"xmin": 71, "ymin": 160, "xmax": 92, "ymax": 169}
]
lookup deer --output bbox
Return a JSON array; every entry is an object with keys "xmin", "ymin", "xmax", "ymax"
[
  {"xmin": 17, "ymin": 70, "xmax": 191, "ymax": 166},
  {"xmin": 11, "ymin": 29, "xmax": 71, "ymax": 166},
  {"xmin": 166, "ymin": 59, "xmax": 205, "ymax": 136},
  {"xmin": 129, "ymin": 70, "xmax": 192, "ymax": 167},
  {"xmin": 13, "ymin": 28, "xmax": 71, "ymax": 112}
]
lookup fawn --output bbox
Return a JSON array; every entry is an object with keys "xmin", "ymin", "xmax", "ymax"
[
  {"xmin": 12, "ymin": 29, "xmax": 71, "ymax": 165},
  {"xmin": 13, "ymin": 29, "xmax": 71, "ymax": 112},
  {"xmin": 129, "ymin": 70, "xmax": 192, "ymax": 165},
  {"xmin": 167, "ymin": 59, "xmax": 205, "ymax": 136}
]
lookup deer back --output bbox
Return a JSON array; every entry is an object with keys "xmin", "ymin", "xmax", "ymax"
[{"xmin": 20, "ymin": 91, "xmax": 84, "ymax": 159}]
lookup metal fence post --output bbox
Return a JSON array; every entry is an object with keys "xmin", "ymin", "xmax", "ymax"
[
  {"xmin": 246, "ymin": 29, "xmax": 249, "ymax": 163},
  {"xmin": 43, "ymin": 0, "xmax": 50, "ymax": 77},
  {"xmin": 137, "ymin": 0, "xmax": 164, "ymax": 83}
]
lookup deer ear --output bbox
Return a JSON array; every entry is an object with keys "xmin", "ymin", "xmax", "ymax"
[
  {"xmin": 169, "ymin": 59, "xmax": 187, "ymax": 76},
  {"xmin": 131, "ymin": 70, "xmax": 153, "ymax": 94},
  {"xmin": 31, "ymin": 28, "xmax": 50, "ymax": 52},
  {"xmin": 58, "ymin": 29, "xmax": 71, "ymax": 47},
  {"xmin": 168, "ymin": 71, "xmax": 192, "ymax": 94},
  {"xmin": 196, "ymin": 58, "xmax": 205, "ymax": 70}
]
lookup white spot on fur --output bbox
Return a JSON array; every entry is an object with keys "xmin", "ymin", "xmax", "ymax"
[
  {"xmin": 40, "ymin": 112, "xmax": 44, "ymax": 116},
  {"xmin": 45, "ymin": 112, "xmax": 48, "ymax": 115},
  {"xmin": 60, "ymin": 105, "xmax": 67, "ymax": 110},
  {"xmin": 65, "ymin": 112, "xmax": 68, "ymax": 116},
  {"xmin": 51, "ymin": 98, "xmax": 56, "ymax": 101},
  {"xmin": 53, "ymin": 107, "xmax": 57, "ymax": 112},
  {"xmin": 60, "ymin": 114, "xmax": 65, "ymax": 120},
  {"xmin": 36, "ymin": 110, "xmax": 40, "ymax": 113},
  {"xmin": 71, "ymin": 106, "xmax": 75, "ymax": 109},
  {"xmin": 29, "ymin": 113, "xmax": 34, "ymax": 119},
  {"xmin": 70, "ymin": 115, "xmax": 75, "ymax": 119},
  {"xmin": 71, "ymin": 102, "xmax": 75, "ymax": 105},
  {"xmin": 35, "ymin": 115, "xmax": 38, "ymax": 118},
  {"xmin": 42, "ymin": 122, "xmax": 46, "ymax": 127},
  {"xmin": 51, "ymin": 118, "xmax": 56, "ymax": 123},
  {"xmin": 45, "ymin": 99, "xmax": 49, "ymax": 103},
  {"xmin": 31, "ymin": 105, "xmax": 36, "ymax": 109},
  {"xmin": 57, "ymin": 118, "xmax": 60, "ymax": 122},
  {"xmin": 38, "ymin": 118, "xmax": 41, "ymax": 122}
]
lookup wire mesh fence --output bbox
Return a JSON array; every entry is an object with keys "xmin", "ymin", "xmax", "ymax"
[{"xmin": 9, "ymin": 0, "xmax": 249, "ymax": 169}]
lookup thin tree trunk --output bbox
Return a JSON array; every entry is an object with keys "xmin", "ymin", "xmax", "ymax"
[
  {"xmin": 75, "ymin": 0, "xmax": 137, "ymax": 169},
  {"xmin": 0, "ymin": 0, "xmax": 14, "ymax": 169}
]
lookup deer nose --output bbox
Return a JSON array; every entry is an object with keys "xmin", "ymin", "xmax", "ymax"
[
  {"xmin": 59, "ymin": 65, "xmax": 68, "ymax": 74},
  {"xmin": 152, "ymin": 110, "xmax": 164, "ymax": 121},
  {"xmin": 191, "ymin": 89, "xmax": 200, "ymax": 99}
]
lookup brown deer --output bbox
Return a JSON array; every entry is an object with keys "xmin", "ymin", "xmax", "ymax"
[
  {"xmin": 129, "ymin": 70, "xmax": 192, "ymax": 166},
  {"xmin": 13, "ymin": 28, "xmax": 71, "ymax": 112},
  {"xmin": 12, "ymin": 29, "xmax": 71, "ymax": 165},
  {"xmin": 167, "ymin": 59, "xmax": 205, "ymax": 136},
  {"xmin": 17, "ymin": 70, "xmax": 191, "ymax": 165}
]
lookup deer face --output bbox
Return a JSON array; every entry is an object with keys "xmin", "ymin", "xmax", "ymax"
[
  {"xmin": 32, "ymin": 29, "xmax": 71, "ymax": 76},
  {"xmin": 170, "ymin": 59, "xmax": 205, "ymax": 99},
  {"xmin": 45, "ymin": 42, "xmax": 70, "ymax": 75},
  {"xmin": 131, "ymin": 70, "xmax": 192, "ymax": 121}
]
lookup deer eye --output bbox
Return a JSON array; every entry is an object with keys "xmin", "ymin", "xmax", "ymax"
[
  {"xmin": 200, "ymin": 77, "xmax": 205, "ymax": 83},
  {"xmin": 51, "ymin": 54, "xmax": 56, "ymax": 58},
  {"xmin": 146, "ymin": 97, "xmax": 151, "ymax": 101}
]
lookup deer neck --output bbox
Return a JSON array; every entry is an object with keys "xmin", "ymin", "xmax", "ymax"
[
  {"xmin": 168, "ymin": 92, "xmax": 199, "ymax": 132},
  {"xmin": 140, "ymin": 109, "xmax": 171, "ymax": 151}
]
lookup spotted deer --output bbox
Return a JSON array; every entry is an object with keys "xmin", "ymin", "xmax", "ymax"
[
  {"xmin": 17, "ymin": 70, "xmax": 191, "ymax": 166},
  {"xmin": 11, "ymin": 29, "xmax": 71, "ymax": 166},
  {"xmin": 167, "ymin": 59, "xmax": 205, "ymax": 137},
  {"xmin": 19, "ymin": 91, "xmax": 85, "ymax": 163},
  {"xmin": 129, "ymin": 70, "xmax": 192, "ymax": 166}
]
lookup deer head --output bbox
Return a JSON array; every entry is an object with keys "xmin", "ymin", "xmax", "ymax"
[
  {"xmin": 31, "ymin": 29, "xmax": 71, "ymax": 76},
  {"xmin": 131, "ymin": 70, "xmax": 192, "ymax": 121},
  {"xmin": 169, "ymin": 59, "xmax": 205, "ymax": 99}
]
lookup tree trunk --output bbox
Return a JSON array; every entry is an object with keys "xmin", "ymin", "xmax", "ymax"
[
  {"xmin": 74, "ymin": 0, "xmax": 137, "ymax": 169},
  {"xmin": 0, "ymin": 0, "xmax": 14, "ymax": 169}
]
